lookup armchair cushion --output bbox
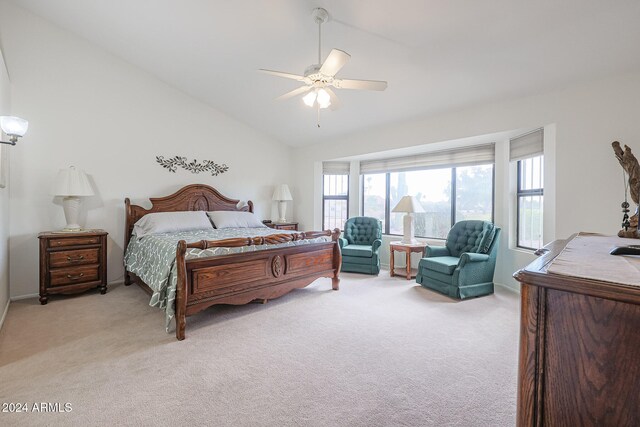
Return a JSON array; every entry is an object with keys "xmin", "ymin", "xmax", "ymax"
[
  {"xmin": 342, "ymin": 245, "xmax": 375, "ymax": 258},
  {"xmin": 422, "ymin": 256, "xmax": 460, "ymax": 275}
]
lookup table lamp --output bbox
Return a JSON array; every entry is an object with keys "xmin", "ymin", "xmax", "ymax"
[
  {"xmin": 272, "ymin": 184, "xmax": 293, "ymax": 223},
  {"xmin": 53, "ymin": 166, "xmax": 95, "ymax": 231},
  {"xmin": 392, "ymin": 195, "xmax": 425, "ymax": 244}
]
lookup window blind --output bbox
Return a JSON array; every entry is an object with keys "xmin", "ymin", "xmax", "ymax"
[
  {"xmin": 359, "ymin": 143, "xmax": 495, "ymax": 174},
  {"xmin": 510, "ymin": 129, "xmax": 544, "ymax": 161},
  {"xmin": 322, "ymin": 162, "xmax": 350, "ymax": 175}
]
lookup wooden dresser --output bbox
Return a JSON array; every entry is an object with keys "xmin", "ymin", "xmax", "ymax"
[
  {"xmin": 514, "ymin": 233, "xmax": 640, "ymax": 426},
  {"xmin": 38, "ymin": 230, "xmax": 108, "ymax": 304}
]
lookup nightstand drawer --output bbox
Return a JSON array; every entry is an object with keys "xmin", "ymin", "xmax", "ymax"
[
  {"xmin": 49, "ymin": 236, "xmax": 101, "ymax": 248},
  {"xmin": 49, "ymin": 265, "xmax": 100, "ymax": 287},
  {"xmin": 277, "ymin": 225, "xmax": 297, "ymax": 230},
  {"xmin": 49, "ymin": 248, "xmax": 99, "ymax": 268}
]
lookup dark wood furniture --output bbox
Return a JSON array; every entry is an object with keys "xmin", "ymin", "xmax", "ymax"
[
  {"xmin": 389, "ymin": 242, "xmax": 424, "ymax": 280},
  {"xmin": 125, "ymin": 184, "xmax": 341, "ymax": 341},
  {"xmin": 266, "ymin": 221, "xmax": 298, "ymax": 231},
  {"xmin": 38, "ymin": 230, "xmax": 108, "ymax": 304},
  {"xmin": 514, "ymin": 235, "xmax": 640, "ymax": 426}
]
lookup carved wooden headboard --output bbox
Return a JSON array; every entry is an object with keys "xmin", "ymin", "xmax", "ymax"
[{"xmin": 124, "ymin": 184, "xmax": 254, "ymax": 249}]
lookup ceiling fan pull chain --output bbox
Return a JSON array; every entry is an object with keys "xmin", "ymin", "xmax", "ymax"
[{"xmin": 317, "ymin": 104, "xmax": 321, "ymax": 128}]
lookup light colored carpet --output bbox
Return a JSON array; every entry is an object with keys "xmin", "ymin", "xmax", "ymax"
[{"xmin": 0, "ymin": 272, "xmax": 519, "ymax": 426}]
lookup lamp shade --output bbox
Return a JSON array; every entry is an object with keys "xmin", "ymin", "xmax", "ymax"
[
  {"xmin": 53, "ymin": 166, "xmax": 94, "ymax": 197},
  {"xmin": 0, "ymin": 116, "xmax": 28, "ymax": 137},
  {"xmin": 272, "ymin": 184, "xmax": 293, "ymax": 201},
  {"xmin": 392, "ymin": 195, "xmax": 425, "ymax": 213}
]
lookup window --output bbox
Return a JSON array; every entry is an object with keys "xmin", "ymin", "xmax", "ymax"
[
  {"xmin": 323, "ymin": 174, "xmax": 349, "ymax": 230},
  {"xmin": 389, "ymin": 169, "xmax": 452, "ymax": 239},
  {"xmin": 362, "ymin": 173, "xmax": 387, "ymax": 231},
  {"xmin": 517, "ymin": 155, "xmax": 543, "ymax": 249},
  {"xmin": 363, "ymin": 164, "xmax": 494, "ymax": 239}
]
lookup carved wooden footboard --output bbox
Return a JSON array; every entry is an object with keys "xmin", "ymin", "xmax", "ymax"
[
  {"xmin": 124, "ymin": 184, "xmax": 342, "ymax": 340},
  {"xmin": 174, "ymin": 229, "xmax": 341, "ymax": 340}
]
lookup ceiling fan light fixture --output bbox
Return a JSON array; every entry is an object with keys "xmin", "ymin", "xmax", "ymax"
[
  {"xmin": 316, "ymin": 88, "xmax": 331, "ymax": 109},
  {"xmin": 259, "ymin": 6, "xmax": 387, "ymax": 122},
  {"xmin": 303, "ymin": 91, "xmax": 317, "ymax": 107}
]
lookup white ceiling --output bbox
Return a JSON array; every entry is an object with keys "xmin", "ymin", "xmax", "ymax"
[{"xmin": 8, "ymin": 0, "xmax": 640, "ymax": 146}]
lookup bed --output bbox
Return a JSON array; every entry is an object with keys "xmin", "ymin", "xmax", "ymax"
[{"xmin": 124, "ymin": 184, "xmax": 341, "ymax": 340}]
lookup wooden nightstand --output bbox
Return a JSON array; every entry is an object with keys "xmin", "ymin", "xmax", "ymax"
[
  {"xmin": 265, "ymin": 222, "xmax": 298, "ymax": 231},
  {"xmin": 38, "ymin": 230, "xmax": 108, "ymax": 304},
  {"xmin": 390, "ymin": 241, "xmax": 425, "ymax": 280}
]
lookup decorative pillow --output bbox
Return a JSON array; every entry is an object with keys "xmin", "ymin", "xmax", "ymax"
[
  {"xmin": 133, "ymin": 211, "xmax": 213, "ymax": 238},
  {"xmin": 207, "ymin": 211, "xmax": 267, "ymax": 229}
]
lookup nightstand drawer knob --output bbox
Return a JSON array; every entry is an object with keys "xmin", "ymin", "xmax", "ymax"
[
  {"xmin": 66, "ymin": 273, "xmax": 84, "ymax": 280},
  {"xmin": 66, "ymin": 255, "xmax": 85, "ymax": 262}
]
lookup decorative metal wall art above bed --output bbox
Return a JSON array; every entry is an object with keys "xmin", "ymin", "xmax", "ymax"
[{"xmin": 156, "ymin": 156, "xmax": 229, "ymax": 176}]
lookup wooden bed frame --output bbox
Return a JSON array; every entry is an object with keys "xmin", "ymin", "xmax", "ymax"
[{"xmin": 124, "ymin": 184, "xmax": 341, "ymax": 340}]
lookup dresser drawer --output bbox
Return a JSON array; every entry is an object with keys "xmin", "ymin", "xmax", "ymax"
[
  {"xmin": 49, "ymin": 236, "xmax": 101, "ymax": 248},
  {"xmin": 49, "ymin": 248, "xmax": 99, "ymax": 268},
  {"xmin": 49, "ymin": 265, "xmax": 100, "ymax": 287}
]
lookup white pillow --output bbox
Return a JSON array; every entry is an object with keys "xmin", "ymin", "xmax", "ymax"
[
  {"xmin": 207, "ymin": 211, "xmax": 267, "ymax": 229},
  {"xmin": 133, "ymin": 211, "xmax": 213, "ymax": 238}
]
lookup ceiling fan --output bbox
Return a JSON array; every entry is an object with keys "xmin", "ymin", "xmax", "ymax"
[{"xmin": 259, "ymin": 7, "xmax": 387, "ymax": 124}]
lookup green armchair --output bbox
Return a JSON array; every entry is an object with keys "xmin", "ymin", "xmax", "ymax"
[
  {"xmin": 339, "ymin": 217, "xmax": 382, "ymax": 275},
  {"xmin": 416, "ymin": 220, "xmax": 501, "ymax": 299}
]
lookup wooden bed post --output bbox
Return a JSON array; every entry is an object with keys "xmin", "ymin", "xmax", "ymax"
[
  {"xmin": 124, "ymin": 198, "xmax": 132, "ymax": 286},
  {"xmin": 331, "ymin": 228, "xmax": 341, "ymax": 291},
  {"xmin": 175, "ymin": 240, "xmax": 188, "ymax": 341}
]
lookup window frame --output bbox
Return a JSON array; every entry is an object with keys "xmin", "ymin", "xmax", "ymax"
[
  {"xmin": 322, "ymin": 174, "xmax": 349, "ymax": 231},
  {"xmin": 361, "ymin": 164, "xmax": 495, "ymax": 239},
  {"xmin": 516, "ymin": 157, "xmax": 544, "ymax": 250}
]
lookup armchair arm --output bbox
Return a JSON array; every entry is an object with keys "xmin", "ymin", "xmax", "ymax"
[
  {"xmin": 425, "ymin": 245, "xmax": 450, "ymax": 257},
  {"xmin": 338, "ymin": 237, "xmax": 348, "ymax": 249},
  {"xmin": 371, "ymin": 239, "xmax": 382, "ymax": 253},
  {"xmin": 458, "ymin": 252, "xmax": 490, "ymax": 268}
]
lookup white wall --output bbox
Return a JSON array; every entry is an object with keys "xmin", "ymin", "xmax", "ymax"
[
  {"xmin": 293, "ymin": 71, "xmax": 640, "ymax": 288},
  {"xmin": 0, "ymin": 47, "xmax": 11, "ymax": 325},
  {"xmin": 0, "ymin": 3, "xmax": 293, "ymax": 298}
]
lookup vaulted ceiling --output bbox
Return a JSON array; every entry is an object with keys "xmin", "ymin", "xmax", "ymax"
[{"xmin": 7, "ymin": 0, "xmax": 640, "ymax": 146}]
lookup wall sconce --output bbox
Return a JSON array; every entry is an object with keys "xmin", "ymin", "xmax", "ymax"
[{"xmin": 0, "ymin": 116, "xmax": 29, "ymax": 145}]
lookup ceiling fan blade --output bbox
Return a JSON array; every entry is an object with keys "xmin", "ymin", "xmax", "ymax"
[
  {"xmin": 319, "ymin": 49, "xmax": 351, "ymax": 76},
  {"xmin": 276, "ymin": 86, "xmax": 312, "ymax": 101},
  {"xmin": 333, "ymin": 78, "xmax": 388, "ymax": 91},
  {"xmin": 258, "ymin": 69, "xmax": 307, "ymax": 82},
  {"xmin": 324, "ymin": 87, "xmax": 342, "ymax": 111}
]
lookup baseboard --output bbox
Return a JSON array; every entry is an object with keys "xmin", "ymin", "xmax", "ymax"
[
  {"xmin": 0, "ymin": 299, "xmax": 9, "ymax": 332},
  {"xmin": 10, "ymin": 293, "xmax": 38, "ymax": 301},
  {"xmin": 495, "ymin": 281, "xmax": 520, "ymax": 294}
]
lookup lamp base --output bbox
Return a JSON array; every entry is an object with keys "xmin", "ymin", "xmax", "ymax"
[
  {"xmin": 401, "ymin": 213, "xmax": 417, "ymax": 244},
  {"xmin": 277, "ymin": 200, "xmax": 288, "ymax": 223},
  {"xmin": 62, "ymin": 196, "xmax": 83, "ymax": 232}
]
